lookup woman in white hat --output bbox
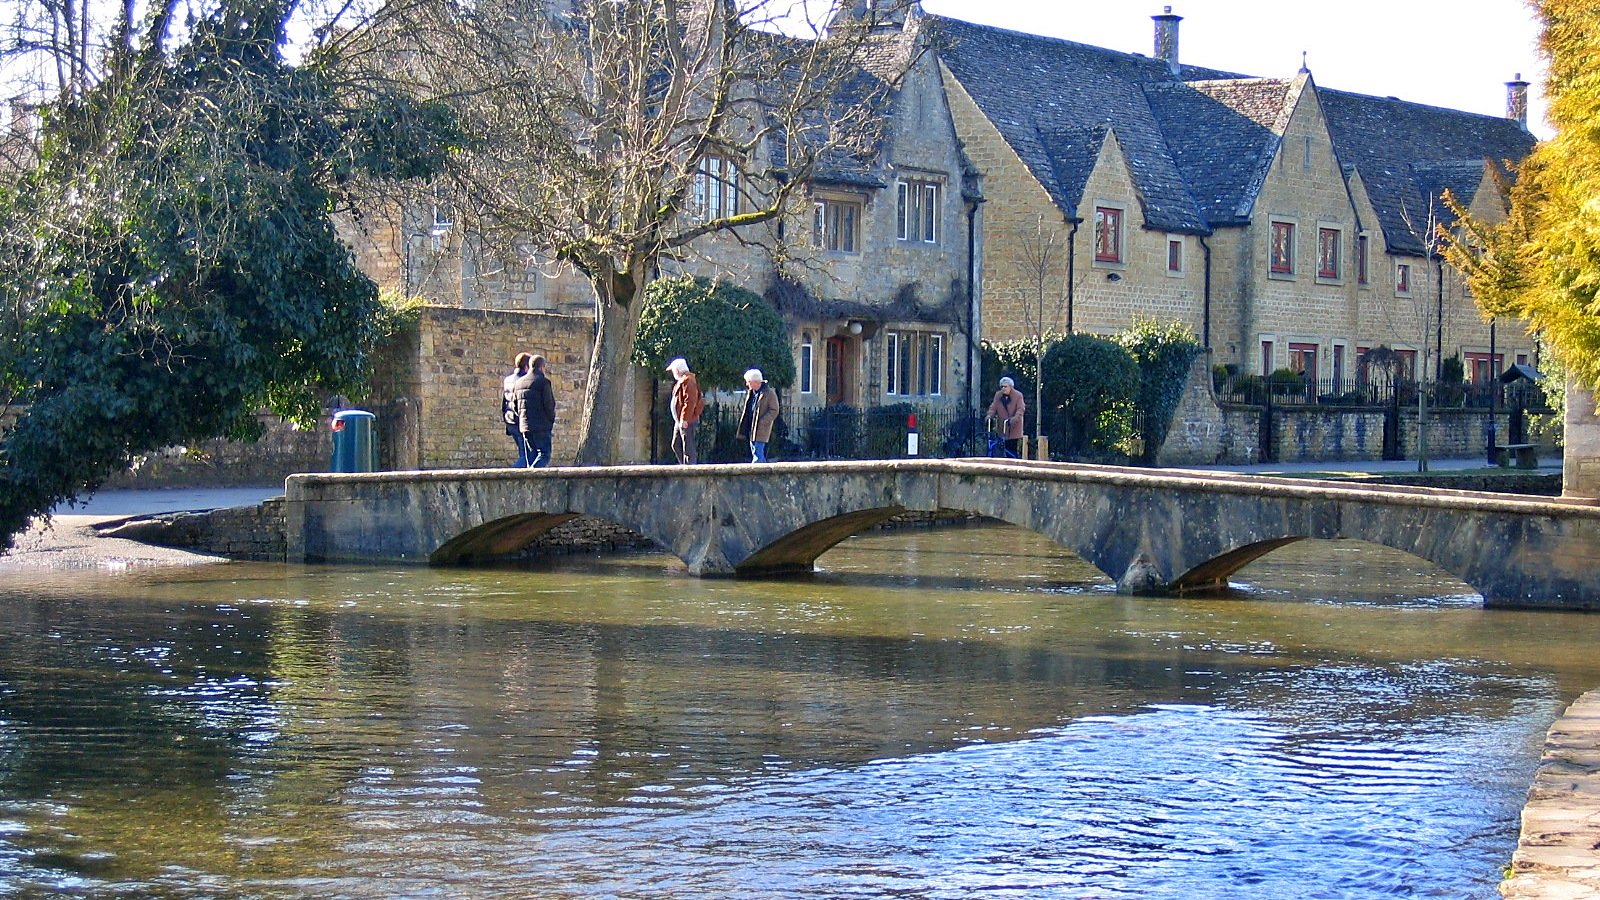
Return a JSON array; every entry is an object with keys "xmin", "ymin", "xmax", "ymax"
[{"xmin": 987, "ymin": 376, "xmax": 1026, "ymax": 458}]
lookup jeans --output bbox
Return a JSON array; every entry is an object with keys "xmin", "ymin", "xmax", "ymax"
[
  {"xmin": 750, "ymin": 440, "xmax": 768, "ymax": 463},
  {"xmin": 672, "ymin": 420, "xmax": 698, "ymax": 465},
  {"xmin": 509, "ymin": 431, "xmax": 530, "ymax": 468},
  {"xmin": 525, "ymin": 429, "xmax": 553, "ymax": 468}
]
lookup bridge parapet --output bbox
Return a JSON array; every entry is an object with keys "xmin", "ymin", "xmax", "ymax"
[{"xmin": 285, "ymin": 460, "xmax": 1600, "ymax": 609}]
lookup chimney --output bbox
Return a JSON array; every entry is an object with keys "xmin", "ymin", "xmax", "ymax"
[
  {"xmin": 1153, "ymin": 7, "xmax": 1182, "ymax": 76},
  {"xmin": 1506, "ymin": 73, "xmax": 1529, "ymax": 130},
  {"xmin": 8, "ymin": 98, "xmax": 32, "ymax": 140}
]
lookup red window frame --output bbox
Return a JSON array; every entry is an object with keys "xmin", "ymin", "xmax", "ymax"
[
  {"xmin": 1317, "ymin": 227, "xmax": 1340, "ymax": 279},
  {"xmin": 1095, "ymin": 206, "xmax": 1123, "ymax": 263},
  {"xmin": 1270, "ymin": 221, "xmax": 1295, "ymax": 274}
]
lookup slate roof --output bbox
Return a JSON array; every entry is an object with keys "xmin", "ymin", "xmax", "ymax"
[
  {"xmin": 1319, "ymin": 89, "xmax": 1534, "ymax": 254},
  {"xmin": 930, "ymin": 16, "xmax": 1220, "ymax": 234},
  {"xmin": 929, "ymin": 15, "xmax": 1537, "ymax": 251}
]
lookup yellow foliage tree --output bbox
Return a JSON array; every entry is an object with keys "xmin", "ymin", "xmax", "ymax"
[{"xmin": 1444, "ymin": 0, "xmax": 1600, "ymax": 391}]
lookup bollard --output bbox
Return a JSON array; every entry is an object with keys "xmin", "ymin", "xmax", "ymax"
[{"xmin": 907, "ymin": 413, "xmax": 919, "ymax": 456}]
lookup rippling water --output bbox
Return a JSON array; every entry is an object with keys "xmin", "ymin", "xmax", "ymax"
[{"xmin": 2, "ymin": 522, "xmax": 1597, "ymax": 898}]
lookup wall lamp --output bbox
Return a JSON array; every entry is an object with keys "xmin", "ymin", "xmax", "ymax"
[
  {"xmin": 1106, "ymin": 272, "xmax": 1122, "ymax": 282},
  {"xmin": 848, "ymin": 320, "xmax": 864, "ymax": 335}
]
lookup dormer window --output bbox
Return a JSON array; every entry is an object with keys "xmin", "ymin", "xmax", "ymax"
[
  {"xmin": 1094, "ymin": 206, "xmax": 1123, "ymax": 263},
  {"xmin": 693, "ymin": 153, "xmax": 740, "ymax": 220},
  {"xmin": 1270, "ymin": 220, "xmax": 1296, "ymax": 275},
  {"xmin": 896, "ymin": 179, "xmax": 940, "ymax": 244},
  {"xmin": 813, "ymin": 195, "xmax": 861, "ymax": 253}
]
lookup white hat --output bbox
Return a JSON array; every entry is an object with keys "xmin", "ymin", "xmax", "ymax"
[
  {"xmin": 999, "ymin": 376, "xmax": 1015, "ymax": 387},
  {"xmin": 666, "ymin": 357, "xmax": 689, "ymax": 375}
]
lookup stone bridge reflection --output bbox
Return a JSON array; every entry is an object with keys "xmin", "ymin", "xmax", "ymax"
[{"xmin": 284, "ymin": 459, "xmax": 1600, "ymax": 610}]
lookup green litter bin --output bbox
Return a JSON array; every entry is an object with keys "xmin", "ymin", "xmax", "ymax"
[{"xmin": 330, "ymin": 409, "xmax": 377, "ymax": 473}]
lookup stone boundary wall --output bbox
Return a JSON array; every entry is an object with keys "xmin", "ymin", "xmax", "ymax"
[
  {"xmin": 102, "ymin": 498, "xmax": 288, "ymax": 561},
  {"xmin": 1, "ymin": 407, "xmax": 328, "ymax": 489},
  {"xmin": 1500, "ymin": 687, "xmax": 1600, "ymax": 900}
]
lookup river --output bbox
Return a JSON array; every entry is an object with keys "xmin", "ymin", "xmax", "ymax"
[{"xmin": 2, "ymin": 521, "xmax": 1598, "ymax": 898}]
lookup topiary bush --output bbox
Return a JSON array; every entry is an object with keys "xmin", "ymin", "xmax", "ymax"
[
  {"xmin": 1116, "ymin": 318, "xmax": 1201, "ymax": 464},
  {"xmin": 1040, "ymin": 334, "xmax": 1140, "ymax": 459}
]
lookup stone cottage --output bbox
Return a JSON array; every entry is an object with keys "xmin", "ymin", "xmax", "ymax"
[{"xmin": 930, "ymin": 7, "xmax": 1537, "ymax": 389}]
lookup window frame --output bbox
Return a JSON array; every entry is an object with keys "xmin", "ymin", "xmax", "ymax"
[
  {"xmin": 896, "ymin": 178, "xmax": 941, "ymax": 244},
  {"xmin": 693, "ymin": 152, "xmax": 741, "ymax": 221},
  {"xmin": 1166, "ymin": 235, "xmax": 1184, "ymax": 276},
  {"xmin": 1269, "ymin": 220, "xmax": 1296, "ymax": 276},
  {"xmin": 799, "ymin": 332, "xmax": 814, "ymax": 395},
  {"xmin": 813, "ymin": 194, "xmax": 863, "ymax": 254},
  {"xmin": 1395, "ymin": 261, "xmax": 1413, "ymax": 297},
  {"xmin": 1316, "ymin": 225, "xmax": 1342, "ymax": 281},
  {"xmin": 884, "ymin": 329, "xmax": 945, "ymax": 398},
  {"xmin": 1357, "ymin": 234, "xmax": 1370, "ymax": 285},
  {"xmin": 1094, "ymin": 205, "xmax": 1124, "ymax": 264}
]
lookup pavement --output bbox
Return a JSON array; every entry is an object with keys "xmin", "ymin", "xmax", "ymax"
[{"xmin": 48, "ymin": 485, "xmax": 287, "ymax": 519}]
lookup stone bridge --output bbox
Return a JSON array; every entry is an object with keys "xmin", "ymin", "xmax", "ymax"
[{"xmin": 284, "ymin": 459, "xmax": 1600, "ymax": 610}]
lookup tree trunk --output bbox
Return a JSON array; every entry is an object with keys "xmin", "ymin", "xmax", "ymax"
[{"xmin": 574, "ymin": 266, "xmax": 647, "ymax": 466}]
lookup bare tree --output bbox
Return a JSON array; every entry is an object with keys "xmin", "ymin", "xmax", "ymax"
[
  {"xmin": 347, "ymin": 0, "xmax": 916, "ymax": 463},
  {"xmin": 1016, "ymin": 212, "xmax": 1090, "ymax": 457},
  {"xmin": 1389, "ymin": 200, "xmax": 1458, "ymax": 472}
]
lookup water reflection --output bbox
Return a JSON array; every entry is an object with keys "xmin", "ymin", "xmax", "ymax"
[{"xmin": 1, "ymin": 523, "xmax": 1597, "ymax": 897}]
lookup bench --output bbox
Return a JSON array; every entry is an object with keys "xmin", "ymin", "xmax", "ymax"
[{"xmin": 1495, "ymin": 443, "xmax": 1538, "ymax": 469}]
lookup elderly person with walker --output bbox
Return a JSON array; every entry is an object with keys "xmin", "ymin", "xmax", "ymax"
[{"xmin": 987, "ymin": 376, "xmax": 1026, "ymax": 459}]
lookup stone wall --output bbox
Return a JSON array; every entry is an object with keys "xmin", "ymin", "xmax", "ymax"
[
  {"xmin": 3, "ymin": 405, "xmax": 328, "ymax": 489},
  {"xmin": 1157, "ymin": 353, "xmax": 1257, "ymax": 466},
  {"xmin": 103, "ymin": 497, "xmax": 287, "ymax": 561},
  {"xmin": 1564, "ymin": 378, "xmax": 1600, "ymax": 499},
  {"xmin": 368, "ymin": 305, "xmax": 648, "ymax": 468},
  {"xmin": 123, "ymin": 501, "xmax": 973, "ymax": 563},
  {"xmin": 1270, "ymin": 407, "xmax": 1387, "ymax": 462}
]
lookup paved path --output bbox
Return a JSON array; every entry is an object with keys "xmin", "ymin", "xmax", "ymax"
[{"xmin": 1501, "ymin": 689, "xmax": 1600, "ymax": 900}]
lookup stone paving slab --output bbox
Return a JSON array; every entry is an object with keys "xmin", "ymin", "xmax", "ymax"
[{"xmin": 1503, "ymin": 688, "xmax": 1600, "ymax": 899}]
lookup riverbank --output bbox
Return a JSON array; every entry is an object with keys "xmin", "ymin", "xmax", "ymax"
[{"xmin": 1502, "ymin": 689, "xmax": 1600, "ymax": 899}]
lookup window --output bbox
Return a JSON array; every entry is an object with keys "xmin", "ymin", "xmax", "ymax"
[
  {"xmin": 1167, "ymin": 237, "xmax": 1183, "ymax": 275},
  {"xmin": 1302, "ymin": 135, "xmax": 1313, "ymax": 171},
  {"xmin": 1317, "ymin": 227, "xmax": 1341, "ymax": 280},
  {"xmin": 694, "ymin": 153, "xmax": 740, "ymax": 220},
  {"xmin": 1331, "ymin": 343, "xmax": 1345, "ymax": 387},
  {"xmin": 896, "ymin": 179, "xmax": 940, "ymax": 244},
  {"xmin": 429, "ymin": 185, "xmax": 453, "ymax": 251},
  {"xmin": 885, "ymin": 330, "xmax": 944, "ymax": 397},
  {"xmin": 1357, "ymin": 234, "xmax": 1370, "ymax": 285},
  {"xmin": 1094, "ymin": 206, "xmax": 1123, "ymax": 263},
  {"xmin": 1395, "ymin": 262, "xmax": 1412, "ymax": 296},
  {"xmin": 1260, "ymin": 339, "xmax": 1274, "ymax": 376},
  {"xmin": 1465, "ymin": 351, "xmax": 1502, "ymax": 384},
  {"xmin": 1289, "ymin": 342, "xmax": 1318, "ymax": 383},
  {"xmin": 799, "ymin": 333, "xmax": 814, "ymax": 394},
  {"xmin": 1396, "ymin": 349, "xmax": 1418, "ymax": 381},
  {"xmin": 813, "ymin": 197, "xmax": 861, "ymax": 253},
  {"xmin": 1270, "ymin": 221, "xmax": 1295, "ymax": 275},
  {"xmin": 1516, "ymin": 352, "xmax": 1529, "ymax": 367}
]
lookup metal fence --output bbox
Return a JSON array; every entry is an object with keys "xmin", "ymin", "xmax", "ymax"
[{"xmin": 1215, "ymin": 373, "xmax": 1552, "ymax": 411}]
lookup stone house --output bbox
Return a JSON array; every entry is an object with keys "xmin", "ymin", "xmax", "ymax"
[
  {"xmin": 344, "ymin": 4, "xmax": 982, "ymax": 466},
  {"xmin": 930, "ymin": 8, "xmax": 1537, "ymax": 391}
]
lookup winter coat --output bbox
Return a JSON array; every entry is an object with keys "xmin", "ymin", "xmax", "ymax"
[
  {"xmin": 501, "ymin": 369, "xmax": 526, "ymax": 435},
  {"xmin": 672, "ymin": 373, "xmax": 704, "ymax": 425},
  {"xmin": 987, "ymin": 389, "xmax": 1026, "ymax": 440},
  {"xmin": 514, "ymin": 369, "xmax": 557, "ymax": 433},
  {"xmin": 737, "ymin": 383, "xmax": 780, "ymax": 443}
]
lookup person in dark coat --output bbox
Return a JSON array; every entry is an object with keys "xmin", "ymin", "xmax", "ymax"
[
  {"xmin": 514, "ymin": 355, "xmax": 557, "ymax": 468},
  {"xmin": 736, "ymin": 367, "xmax": 780, "ymax": 463},
  {"xmin": 502, "ymin": 352, "xmax": 532, "ymax": 467}
]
